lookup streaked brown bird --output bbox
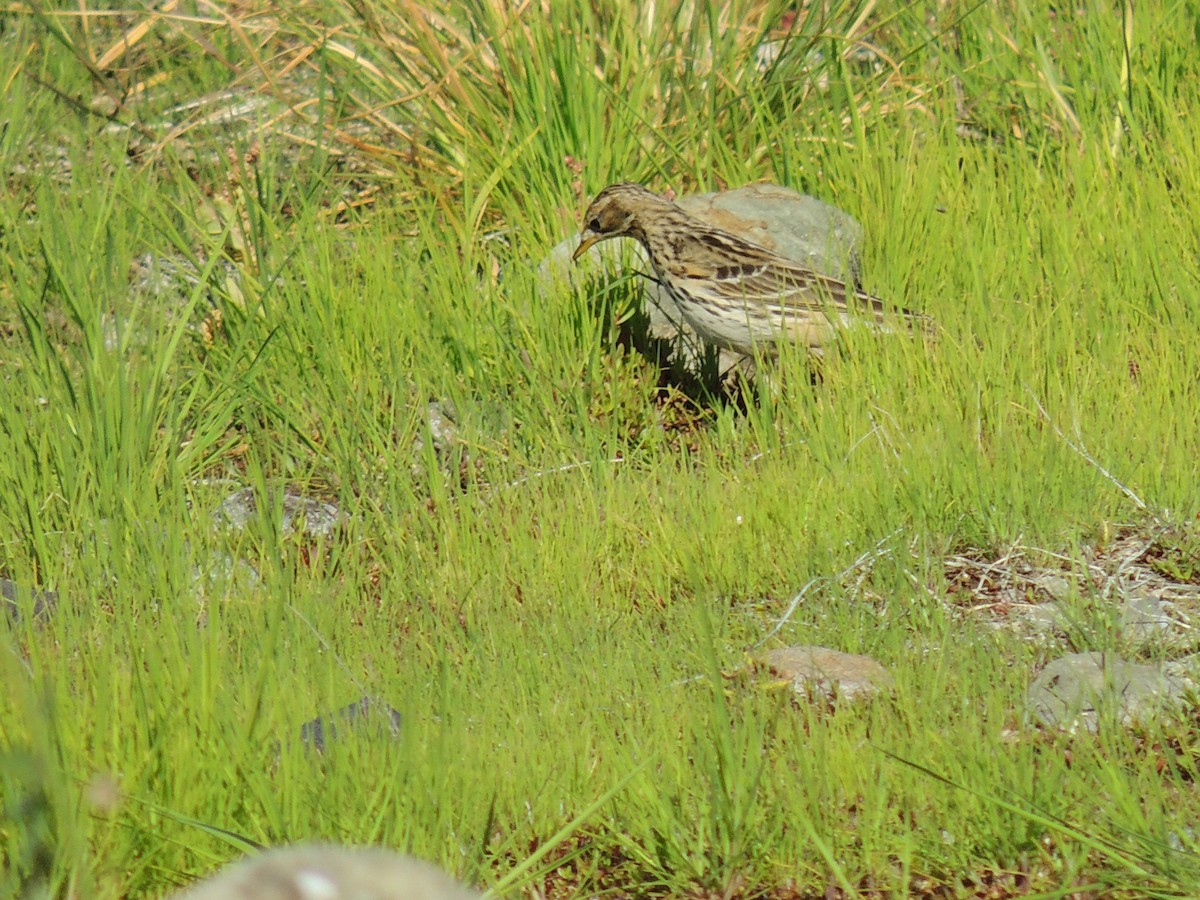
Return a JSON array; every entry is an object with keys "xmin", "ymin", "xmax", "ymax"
[{"xmin": 572, "ymin": 182, "xmax": 930, "ymax": 356}]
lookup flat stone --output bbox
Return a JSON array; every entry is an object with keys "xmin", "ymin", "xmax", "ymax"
[
  {"xmin": 1027, "ymin": 651, "xmax": 1188, "ymax": 732},
  {"xmin": 1163, "ymin": 653, "xmax": 1200, "ymax": 690},
  {"xmin": 424, "ymin": 401, "xmax": 459, "ymax": 453},
  {"xmin": 191, "ymin": 553, "xmax": 261, "ymax": 597},
  {"xmin": 1, "ymin": 578, "xmax": 57, "ymax": 624},
  {"xmin": 214, "ymin": 487, "xmax": 343, "ymax": 538},
  {"xmin": 764, "ymin": 645, "xmax": 893, "ymax": 702},
  {"xmin": 1118, "ymin": 595, "xmax": 1175, "ymax": 641},
  {"xmin": 1017, "ymin": 595, "xmax": 1176, "ymax": 648},
  {"xmin": 1019, "ymin": 602, "xmax": 1071, "ymax": 633},
  {"xmin": 1028, "ymin": 572, "xmax": 1075, "ymax": 603},
  {"xmin": 299, "ymin": 696, "xmax": 402, "ymax": 753},
  {"xmin": 171, "ymin": 844, "xmax": 479, "ymax": 899}
]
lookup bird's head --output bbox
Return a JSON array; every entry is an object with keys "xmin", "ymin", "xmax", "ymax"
[{"xmin": 571, "ymin": 183, "xmax": 662, "ymax": 261}]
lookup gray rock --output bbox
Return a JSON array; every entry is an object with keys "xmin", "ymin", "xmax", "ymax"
[
  {"xmin": 127, "ymin": 252, "xmax": 243, "ymax": 310},
  {"xmin": 542, "ymin": 183, "xmax": 866, "ymax": 372},
  {"xmin": 1018, "ymin": 595, "xmax": 1176, "ymax": 648},
  {"xmin": 1163, "ymin": 653, "xmax": 1200, "ymax": 690},
  {"xmin": 755, "ymin": 43, "xmax": 883, "ymax": 80},
  {"xmin": 764, "ymin": 645, "xmax": 894, "ymax": 702},
  {"xmin": 1117, "ymin": 595, "xmax": 1176, "ymax": 642},
  {"xmin": 299, "ymin": 697, "xmax": 403, "ymax": 752},
  {"xmin": 171, "ymin": 844, "xmax": 479, "ymax": 899},
  {"xmin": 410, "ymin": 401, "xmax": 461, "ymax": 479},
  {"xmin": 1, "ymin": 578, "xmax": 57, "ymax": 623},
  {"xmin": 112, "ymin": 253, "xmax": 238, "ymax": 351},
  {"xmin": 191, "ymin": 552, "xmax": 261, "ymax": 596},
  {"xmin": 1027, "ymin": 572, "xmax": 1076, "ymax": 603},
  {"xmin": 1167, "ymin": 825, "xmax": 1198, "ymax": 853},
  {"xmin": 1027, "ymin": 651, "xmax": 1190, "ymax": 732},
  {"xmin": 423, "ymin": 401, "xmax": 459, "ymax": 454},
  {"xmin": 1019, "ymin": 602, "xmax": 1072, "ymax": 634},
  {"xmin": 214, "ymin": 487, "xmax": 343, "ymax": 538}
]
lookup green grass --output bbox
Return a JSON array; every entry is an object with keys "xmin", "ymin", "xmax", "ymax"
[{"xmin": 3, "ymin": 0, "xmax": 1200, "ymax": 896}]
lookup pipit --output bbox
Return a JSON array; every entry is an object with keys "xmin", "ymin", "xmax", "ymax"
[{"xmin": 572, "ymin": 182, "xmax": 930, "ymax": 356}]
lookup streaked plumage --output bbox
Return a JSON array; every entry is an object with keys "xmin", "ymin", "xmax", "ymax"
[{"xmin": 572, "ymin": 182, "xmax": 930, "ymax": 356}]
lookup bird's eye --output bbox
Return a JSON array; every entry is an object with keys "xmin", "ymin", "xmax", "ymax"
[{"xmin": 588, "ymin": 217, "xmax": 601, "ymax": 232}]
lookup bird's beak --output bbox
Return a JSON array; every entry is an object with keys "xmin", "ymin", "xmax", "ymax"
[{"xmin": 571, "ymin": 232, "xmax": 601, "ymax": 262}]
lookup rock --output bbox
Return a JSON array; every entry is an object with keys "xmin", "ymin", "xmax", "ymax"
[
  {"xmin": 214, "ymin": 487, "xmax": 343, "ymax": 538},
  {"xmin": 1116, "ymin": 595, "xmax": 1175, "ymax": 642},
  {"xmin": 1026, "ymin": 651, "xmax": 1189, "ymax": 732},
  {"xmin": 410, "ymin": 401, "xmax": 461, "ymax": 479},
  {"xmin": 299, "ymin": 696, "xmax": 403, "ymax": 752},
  {"xmin": 116, "ymin": 252, "xmax": 242, "ymax": 350},
  {"xmin": 1168, "ymin": 826, "xmax": 1198, "ymax": 853},
  {"xmin": 171, "ymin": 844, "xmax": 480, "ymax": 899},
  {"xmin": 423, "ymin": 401, "xmax": 459, "ymax": 454},
  {"xmin": 542, "ymin": 183, "xmax": 866, "ymax": 373},
  {"xmin": 764, "ymin": 645, "xmax": 894, "ymax": 703},
  {"xmin": 1018, "ymin": 601, "xmax": 1071, "ymax": 634},
  {"xmin": 1027, "ymin": 572, "xmax": 1076, "ymax": 603},
  {"xmin": 1163, "ymin": 653, "xmax": 1200, "ymax": 690},
  {"xmin": 191, "ymin": 553, "xmax": 261, "ymax": 597},
  {"xmin": 1, "ymin": 578, "xmax": 58, "ymax": 623},
  {"xmin": 754, "ymin": 40, "xmax": 882, "ymax": 83},
  {"xmin": 1017, "ymin": 595, "xmax": 1176, "ymax": 649}
]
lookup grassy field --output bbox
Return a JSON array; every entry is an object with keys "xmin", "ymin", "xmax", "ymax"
[{"xmin": 3, "ymin": 1, "xmax": 1200, "ymax": 896}]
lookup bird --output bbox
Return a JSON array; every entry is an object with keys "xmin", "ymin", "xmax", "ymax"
[{"xmin": 571, "ymin": 182, "xmax": 930, "ymax": 356}]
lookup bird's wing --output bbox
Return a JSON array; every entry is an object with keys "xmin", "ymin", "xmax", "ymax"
[
  {"xmin": 696, "ymin": 232, "xmax": 938, "ymax": 335},
  {"xmin": 683, "ymin": 232, "xmax": 883, "ymax": 318},
  {"xmin": 654, "ymin": 224, "xmax": 932, "ymax": 334}
]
